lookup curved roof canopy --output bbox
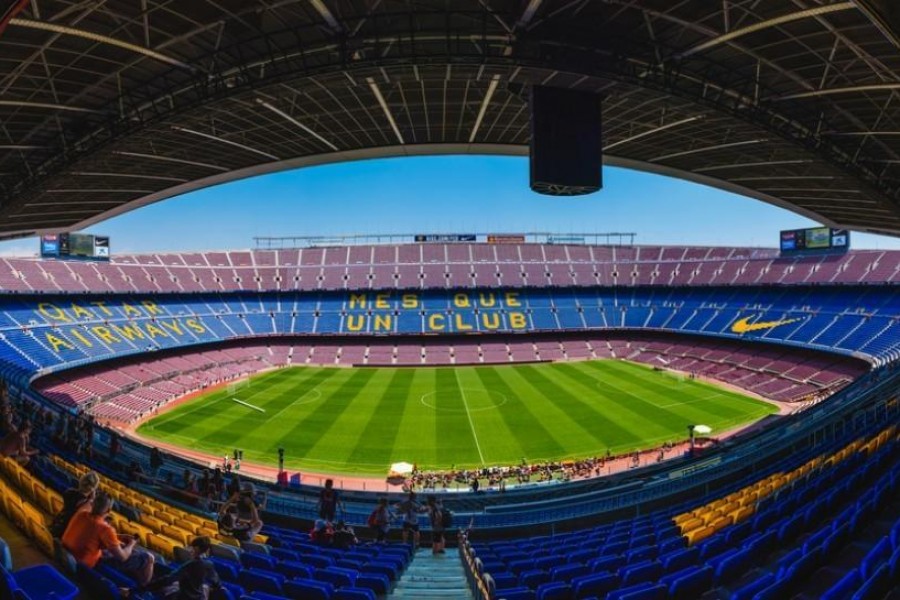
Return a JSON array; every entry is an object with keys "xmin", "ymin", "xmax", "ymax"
[{"xmin": 1, "ymin": 0, "xmax": 899, "ymax": 238}]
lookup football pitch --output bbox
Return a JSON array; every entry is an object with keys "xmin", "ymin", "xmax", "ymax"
[{"xmin": 136, "ymin": 360, "xmax": 777, "ymax": 475}]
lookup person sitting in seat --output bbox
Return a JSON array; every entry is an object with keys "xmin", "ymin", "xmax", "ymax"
[
  {"xmin": 333, "ymin": 521, "xmax": 358, "ymax": 550},
  {"xmin": 146, "ymin": 536, "xmax": 221, "ymax": 600},
  {"xmin": 0, "ymin": 420, "xmax": 39, "ymax": 465},
  {"xmin": 62, "ymin": 492, "xmax": 155, "ymax": 587},
  {"xmin": 50, "ymin": 471, "xmax": 100, "ymax": 538},
  {"xmin": 309, "ymin": 519, "xmax": 334, "ymax": 545},
  {"xmin": 217, "ymin": 483, "xmax": 263, "ymax": 542}
]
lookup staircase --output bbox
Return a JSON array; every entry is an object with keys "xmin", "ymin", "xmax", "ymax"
[{"xmin": 389, "ymin": 547, "xmax": 474, "ymax": 599}]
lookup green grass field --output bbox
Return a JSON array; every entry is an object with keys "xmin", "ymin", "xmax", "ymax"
[{"xmin": 136, "ymin": 360, "xmax": 777, "ymax": 475}]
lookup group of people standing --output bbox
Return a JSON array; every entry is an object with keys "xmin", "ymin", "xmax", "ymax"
[{"xmin": 317, "ymin": 479, "xmax": 450, "ymax": 554}]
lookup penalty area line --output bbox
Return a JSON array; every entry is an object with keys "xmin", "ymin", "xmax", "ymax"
[{"xmin": 232, "ymin": 398, "xmax": 266, "ymax": 413}]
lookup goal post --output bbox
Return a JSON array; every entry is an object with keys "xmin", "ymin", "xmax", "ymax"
[{"xmin": 227, "ymin": 379, "xmax": 250, "ymax": 397}]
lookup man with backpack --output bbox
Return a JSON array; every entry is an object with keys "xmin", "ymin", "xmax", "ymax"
[
  {"xmin": 368, "ymin": 497, "xmax": 392, "ymax": 542},
  {"xmin": 426, "ymin": 495, "xmax": 450, "ymax": 555},
  {"xmin": 394, "ymin": 491, "xmax": 424, "ymax": 547}
]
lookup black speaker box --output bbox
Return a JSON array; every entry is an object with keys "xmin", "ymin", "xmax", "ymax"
[{"xmin": 529, "ymin": 86, "xmax": 602, "ymax": 195}]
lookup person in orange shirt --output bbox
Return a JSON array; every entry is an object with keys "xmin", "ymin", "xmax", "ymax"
[{"xmin": 62, "ymin": 492, "xmax": 155, "ymax": 586}]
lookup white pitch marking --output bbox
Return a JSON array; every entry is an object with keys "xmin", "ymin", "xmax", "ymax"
[
  {"xmin": 232, "ymin": 398, "xmax": 266, "ymax": 412},
  {"xmin": 455, "ymin": 371, "xmax": 486, "ymax": 466}
]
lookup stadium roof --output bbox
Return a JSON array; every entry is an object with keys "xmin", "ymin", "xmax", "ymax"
[{"xmin": 1, "ymin": 0, "xmax": 899, "ymax": 239}]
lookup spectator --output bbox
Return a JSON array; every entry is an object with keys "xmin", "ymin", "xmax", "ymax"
[
  {"xmin": 146, "ymin": 536, "xmax": 221, "ymax": 600},
  {"xmin": 309, "ymin": 519, "xmax": 334, "ymax": 545},
  {"xmin": 62, "ymin": 492, "xmax": 155, "ymax": 587},
  {"xmin": 318, "ymin": 478, "xmax": 342, "ymax": 522},
  {"xmin": 426, "ymin": 496, "xmax": 446, "ymax": 555},
  {"xmin": 333, "ymin": 521, "xmax": 358, "ymax": 550},
  {"xmin": 50, "ymin": 471, "xmax": 100, "ymax": 538},
  {"xmin": 127, "ymin": 460, "xmax": 145, "ymax": 484},
  {"xmin": 369, "ymin": 497, "xmax": 392, "ymax": 543},
  {"xmin": 149, "ymin": 447, "xmax": 164, "ymax": 480},
  {"xmin": 394, "ymin": 491, "xmax": 423, "ymax": 546},
  {"xmin": 108, "ymin": 433, "xmax": 121, "ymax": 462},
  {"xmin": 0, "ymin": 420, "xmax": 39, "ymax": 465},
  {"xmin": 218, "ymin": 483, "xmax": 263, "ymax": 542}
]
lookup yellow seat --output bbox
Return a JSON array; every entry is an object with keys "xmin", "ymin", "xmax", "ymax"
[
  {"xmin": 686, "ymin": 526, "xmax": 715, "ymax": 546},
  {"xmin": 146, "ymin": 533, "xmax": 180, "ymax": 559},
  {"xmin": 673, "ymin": 513, "xmax": 694, "ymax": 526},
  {"xmin": 162, "ymin": 525, "xmax": 191, "ymax": 546},
  {"xmin": 174, "ymin": 519, "xmax": 199, "ymax": 534},
  {"xmin": 679, "ymin": 517, "xmax": 705, "ymax": 534}
]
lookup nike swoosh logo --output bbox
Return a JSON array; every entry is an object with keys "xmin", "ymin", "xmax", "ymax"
[{"xmin": 731, "ymin": 315, "xmax": 801, "ymax": 334}]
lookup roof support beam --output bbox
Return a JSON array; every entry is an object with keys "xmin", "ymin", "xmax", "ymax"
[
  {"xmin": 256, "ymin": 99, "xmax": 339, "ymax": 151},
  {"xmin": 679, "ymin": 3, "xmax": 856, "ymax": 58},
  {"xmin": 469, "ymin": 75, "xmax": 500, "ymax": 143},
  {"xmin": 8, "ymin": 17, "xmax": 193, "ymax": 70},
  {"xmin": 113, "ymin": 151, "xmax": 229, "ymax": 172},
  {"xmin": 309, "ymin": 0, "xmax": 342, "ymax": 33},
  {"xmin": 650, "ymin": 139, "xmax": 766, "ymax": 162},
  {"xmin": 603, "ymin": 116, "xmax": 702, "ymax": 151},
  {"xmin": 696, "ymin": 159, "xmax": 813, "ymax": 173},
  {"xmin": 0, "ymin": 100, "xmax": 99, "ymax": 113},
  {"xmin": 172, "ymin": 127, "xmax": 280, "ymax": 161},
  {"xmin": 777, "ymin": 83, "xmax": 900, "ymax": 100},
  {"xmin": 366, "ymin": 77, "xmax": 404, "ymax": 145}
]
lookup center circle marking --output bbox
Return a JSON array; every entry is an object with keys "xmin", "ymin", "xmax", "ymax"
[{"xmin": 420, "ymin": 388, "xmax": 509, "ymax": 412}]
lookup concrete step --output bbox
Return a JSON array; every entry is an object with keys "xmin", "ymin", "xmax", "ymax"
[{"xmin": 388, "ymin": 547, "xmax": 473, "ymax": 599}]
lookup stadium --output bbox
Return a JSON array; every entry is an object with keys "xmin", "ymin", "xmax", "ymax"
[{"xmin": 0, "ymin": 2, "xmax": 898, "ymax": 600}]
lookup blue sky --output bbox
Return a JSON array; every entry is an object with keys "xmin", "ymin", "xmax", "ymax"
[{"xmin": 2, "ymin": 155, "xmax": 899, "ymax": 255}]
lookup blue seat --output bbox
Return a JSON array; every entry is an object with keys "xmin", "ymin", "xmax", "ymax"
[
  {"xmin": 238, "ymin": 569, "xmax": 284, "ymax": 596},
  {"xmin": 270, "ymin": 548, "xmax": 301, "ymax": 562},
  {"xmin": 572, "ymin": 571, "xmax": 619, "ymax": 598},
  {"xmin": 355, "ymin": 573, "xmax": 390, "ymax": 595},
  {"xmin": 731, "ymin": 573, "xmax": 774, "ymax": 600},
  {"xmin": 210, "ymin": 587, "xmax": 236, "ymax": 600},
  {"xmin": 284, "ymin": 578, "xmax": 333, "ymax": 600},
  {"xmin": 493, "ymin": 587, "xmax": 535, "ymax": 600},
  {"xmin": 333, "ymin": 589, "xmax": 376, "ymax": 600},
  {"xmin": 492, "ymin": 571, "xmax": 520, "ymax": 591},
  {"xmin": 520, "ymin": 569, "xmax": 550, "ymax": 588},
  {"xmin": 4, "ymin": 564, "xmax": 79, "ymax": 600},
  {"xmin": 359, "ymin": 562, "xmax": 398, "ymax": 582},
  {"xmin": 850, "ymin": 564, "xmax": 891, "ymax": 600},
  {"xmin": 0, "ymin": 538, "xmax": 11, "ymax": 571},
  {"xmin": 75, "ymin": 564, "xmax": 125, "ymax": 600},
  {"xmin": 550, "ymin": 563, "xmax": 589, "ymax": 583},
  {"xmin": 535, "ymin": 581, "xmax": 571, "ymax": 600},
  {"xmin": 668, "ymin": 565, "xmax": 712, "ymax": 600},
  {"xmin": 248, "ymin": 593, "xmax": 290, "ymax": 600},
  {"xmin": 588, "ymin": 555, "xmax": 624, "ymax": 573},
  {"xmin": 822, "ymin": 568, "xmax": 862, "ymax": 600},
  {"xmin": 714, "ymin": 548, "xmax": 753, "ymax": 584},
  {"xmin": 211, "ymin": 557, "xmax": 240, "ymax": 582},
  {"xmin": 275, "ymin": 560, "xmax": 312, "ymax": 580},
  {"xmin": 242, "ymin": 552, "xmax": 276, "ymax": 571},
  {"xmin": 619, "ymin": 560, "xmax": 662, "ymax": 587},
  {"xmin": 860, "ymin": 537, "xmax": 892, "ymax": 579},
  {"xmin": 661, "ymin": 547, "xmax": 699, "ymax": 573},
  {"xmin": 607, "ymin": 582, "xmax": 666, "ymax": 600}
]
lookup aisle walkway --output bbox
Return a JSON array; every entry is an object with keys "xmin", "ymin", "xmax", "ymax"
[{"xmin": 389, "ymin": 546, "xmax": 474, "ymax": 599}]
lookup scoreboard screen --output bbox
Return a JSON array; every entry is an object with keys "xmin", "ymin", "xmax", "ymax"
[
  {"xmin": 780, "ymin": 227, "xmax": 849, "ymax": 256},
  {"xmin": 40, "ymin": 233, "xmax": 111, "ymax": 261}
]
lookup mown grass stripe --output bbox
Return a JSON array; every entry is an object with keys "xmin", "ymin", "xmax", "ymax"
[
  {"xmin": 473, "ymin": 366, "xmax": 564, "ymax": 461},
  {"xmin": 269, "ymin": 367, "xmax": 379, "ymax": 458},
  {"xmin": 515, "ymin": 364, "xmax": 643, "ymax": 447},
  {"xmin": 345, "ymin": 368, "xmax": 417, "ymax": 468}
]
